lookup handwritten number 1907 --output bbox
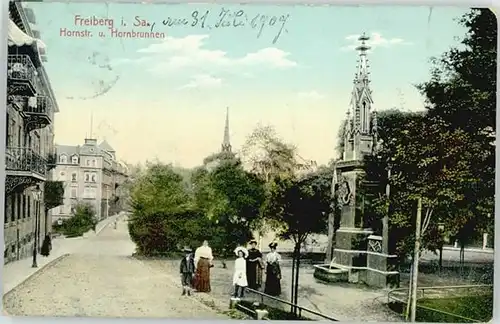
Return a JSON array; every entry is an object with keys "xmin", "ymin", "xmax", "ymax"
[{"xmin": 192, "ymin": 10, "xmax": 209, "ymax": 28}]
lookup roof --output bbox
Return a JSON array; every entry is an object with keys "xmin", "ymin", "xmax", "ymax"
[
  {"xmin": 99, "ymin": 140, "xmax": 115, "ymax": 152},
  {"xmin": 56, "ymin": 145, "xmax": 79, "ymax": 156}
]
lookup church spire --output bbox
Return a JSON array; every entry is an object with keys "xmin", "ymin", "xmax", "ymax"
[{"xmin": 221, "ymin": 107, "xmax": 232, "ymax": 153}]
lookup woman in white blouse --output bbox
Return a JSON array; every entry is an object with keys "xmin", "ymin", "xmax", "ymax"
[
  {"xmin": 193, "ymin": 240, "xmax": 214, "ymax": 292},
  {"xmin": 264, "ymin": 242, "xmax": 282, "ymax": 296}
]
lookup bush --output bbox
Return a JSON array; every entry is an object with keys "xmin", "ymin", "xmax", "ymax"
[{"xmin": 57, "ymin": 203, "xmax": 98, "ymax": 237}]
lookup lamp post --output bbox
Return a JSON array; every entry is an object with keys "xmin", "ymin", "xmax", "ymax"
[{"xmin": 31, "ymin": 184, "xmax": 42, "ymax": 268}]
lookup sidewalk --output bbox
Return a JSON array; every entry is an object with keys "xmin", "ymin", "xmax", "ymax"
[{"xmin": 2, "ymin": 214, "xmax": 120, "ymax": 296}]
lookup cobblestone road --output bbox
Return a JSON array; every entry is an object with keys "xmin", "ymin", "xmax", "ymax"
[{"xmin": 3, "ymin": 220, "xmax": 228, "ymax": 319}]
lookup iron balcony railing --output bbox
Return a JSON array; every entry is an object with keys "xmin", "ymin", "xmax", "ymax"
[
  {"xmin": 5, "ymin": 147, "xmax": 47, "ymax": 177},
  {"xmin": 24, "ymin": 95, "xmax": 53, "ymax": 119},
  {"xmin": 7, "ymin": 54, "xmax": 39, "ymax": 93}
]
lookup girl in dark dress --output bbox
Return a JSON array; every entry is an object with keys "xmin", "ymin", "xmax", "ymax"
[
  {"xmin": 264, "ymin": 242, "xmax": 282, "ymax": 296},
  {"xmin": 246, "ymin": 239, "xmax": 264, "ymax": 290}
]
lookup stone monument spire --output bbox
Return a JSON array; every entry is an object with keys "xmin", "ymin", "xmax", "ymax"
[
  {"xmin": 325, "ymin": 32, "xmax": 399, "ymax": 289},
  {"xmin": 221, "ymin": 107, "xmax": 232, "ymax": 153},
  {"xmin": 343, "ymin": 33, "xmax": 377, "ymax": 161}
]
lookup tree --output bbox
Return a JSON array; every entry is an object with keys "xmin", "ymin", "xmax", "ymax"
[
  {"xmin": 128, "ymin": 162, "xmax": 196, "ymax": 255},
  {"xmin": 265, "ymin": 171, "xmax": 331, "ymax": 316},
  {"xmin": 417, "ymin": 8, "xmax": 496, "ymax": 252},
  {"xmin": 357, "ymin": 110, "xmax": 477, "ymax": 262},
  {"xmin": 44, "ymin": 181, "xmax": 64, "ymax": 233},
  {"xmin": 193, "ymin": 158, "xmax": 266, "ymax": 254},
  {"xmin": 241, "ymin": 125, "xmax": 316, "ymax": 240},
  {"xmin": 55, "ymin": 202, "xmax": 97, "ymax": 237}
]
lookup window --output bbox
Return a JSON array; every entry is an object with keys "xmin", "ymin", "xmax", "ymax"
[
  {"xmin": 85, "ymin": 173, "xmax": 90, "ymax": 182},
  {"xmin": 71, "ymin": 155, "xmax": 78, "ymax": 164},
  {"xmin": 84, "ymin": 187, "xmax": 96, "ymax": 199},
  {"xmin": 17, "ymin": 126, "xmax": 22, "ymax": 147},
  {"xmin": 60, "ymin": 155, "xmax": 67, "ymax": 163},
  {"xmin": 59, "ymin": 171, "xmax": 66, "ymax": 181},
  {"xmin": 91, "ymin": 173, "xmax": 96, "ymax": 182},
  {"xmin": 27, "ymin": 196, "xmax": 31, "ymax": 219},
  {"xmin": 10, "ymin": 195, "xmax": 15, "ymax": 222},
  {"xmin": 70, "ymin": 188, "xmax": 77, "ymax": 198},
  {"xmin": 92, "ymin": 159, "xmax": 96, "ymax": 167},
  {"xmin": 71, "ymin": 172, "xmax": 77, "ymax": 182},
  {"xmin": 86, "ymin": 159, "xmax": 91, "ymax": 166},
  {"xmin": 22, "ymin": 195, "xmax": 26, "ymax": 219},
  {"xmin": 16, "ymin": 193, "xmax": 22, "ymax": 220}
]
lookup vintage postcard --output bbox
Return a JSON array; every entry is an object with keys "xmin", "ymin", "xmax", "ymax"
[{"xmin": 2, "ymin": 1, "xmax": 496, "ymax": 322}]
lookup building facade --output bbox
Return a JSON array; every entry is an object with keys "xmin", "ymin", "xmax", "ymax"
[
  {"xmin": 52, "ymin": 139, "xmax": 128, "ymax": 223},
  {"xmin": 4, "ymin": 2, "xmax": 59, "ymax": 264}
]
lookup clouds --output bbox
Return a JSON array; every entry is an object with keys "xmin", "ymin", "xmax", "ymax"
[
  {"xmin": 133, "ymin": 34, "xmax": 297, "ymax": 72},
  {"xmin": 297, "ymin": 91, "xmax": 325, "ymax": 100},
  {"xmin": 341, "ymin": 32, "xmax": 411, "ymax": 51},
  {"xmin": 178, "ymin": 74, "xmax": 222, "ymax": 90}
]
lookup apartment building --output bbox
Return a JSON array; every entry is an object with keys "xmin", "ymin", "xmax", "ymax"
[
  {"xmin": 52, "ymin": 139, "xmax": 128, "ymax": 223},
  {"xmin": 4, "ymin": 2, "xmax": 59, "ymax": 264}
]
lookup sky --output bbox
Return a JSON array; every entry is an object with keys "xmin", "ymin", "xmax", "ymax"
[{"xmin": 26, "ymin": 2, "xmax": 471, "ymax": 168}]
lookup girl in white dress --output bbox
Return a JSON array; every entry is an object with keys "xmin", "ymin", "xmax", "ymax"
[{"xmin": 232, "ymin": 246, "xmax": 249, "ymax": 298}]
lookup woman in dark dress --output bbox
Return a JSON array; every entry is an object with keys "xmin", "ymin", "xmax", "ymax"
[
  {"xmin": 246, "ymin": 239, "xmax": 264, "ymax": 290},
  {"xmin": 264, "ymin": 242, "xmax": 282, "ymax": 296},
  {"xmin": 40, "ymin": 234, "xmax": 52, "ymax": 257}
]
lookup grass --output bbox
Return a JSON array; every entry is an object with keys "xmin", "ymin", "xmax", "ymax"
[
  {"xmin": 419, "ymin": 294, "xmax": 493, "ymax": 322},
  {"xmin": 389, "ymin": 294, "xmax": 493, "ymax": 322}
]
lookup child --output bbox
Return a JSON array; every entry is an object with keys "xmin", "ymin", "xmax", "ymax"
[
  {"xmin": 179, "ymin": 246, "xmax": 195, "ymax": 296},
  {"xmin": 232, "ymin": 246, "xmax": 249, "ymax": 299}
]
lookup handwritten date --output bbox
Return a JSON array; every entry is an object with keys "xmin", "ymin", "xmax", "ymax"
[{"xmin": 160, "ymin": 8, "xmax": 290, "ymax": 44}]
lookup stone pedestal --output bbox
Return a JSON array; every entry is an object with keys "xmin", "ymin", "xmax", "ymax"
[
  {"xmin": 331, "ymin": 160, "xmax": 399, "ymax": 288},
  {"xmin": 333, "ymin": 227, "xmax": 372, "ymax": 283},
  {"xmin": 365, "ymin": 235, "xmax": 400, "ymax": 288}
]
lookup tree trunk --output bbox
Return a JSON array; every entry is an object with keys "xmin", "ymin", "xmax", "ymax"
[
  {"xmin": 459, "ymin": 242, "xmax": 465, "ymax": 276},
  {"xmin": 438, "ymin": 245, "xmax": 443, "ymax": 273},
  {"xmin": 410, "ymin": 198, "xmax": 422, "ymax": 322},
  {"xmin": 405, "ymin": 258, "xmax": 413, "ymax": 321},
  {"xmin": 293, "ymin": 245, "xmax": 301, "ymax": 317},
  {"xmin": 290, "ymin": 248, "xmax": 296, "ymax": 314}
]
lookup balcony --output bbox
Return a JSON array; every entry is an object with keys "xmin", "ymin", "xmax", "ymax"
[
  {"xmin": 23, "ymin": 95, "xmax": 53, "ymax": 132},
  {"xmin": 5, "ymin": 147, "xmax": 47, "ymax": 195},
  {"xmin": 7, "ymin": 54, "xmax": 39, "ymax": 96}
]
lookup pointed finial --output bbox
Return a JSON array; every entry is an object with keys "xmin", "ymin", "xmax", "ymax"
[
  {"xmin": 356, "ymin": 32, "xmax": 371, "ymax": 54},
  {"xmin": 221, "ymin": 107, "xmax": 232, "ymax": 153}
]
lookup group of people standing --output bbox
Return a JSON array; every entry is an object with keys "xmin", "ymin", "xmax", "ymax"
[
  {"xmin": 179, "ymin": 239, "xmax": 282, "ymax": 298},
  {"xmin": 233, "ymin": 240, "xmax": 282, "ymax": 298},
  {"xmin": 179, "ymin": 240, "xmax": 213, "ymax": 296}
]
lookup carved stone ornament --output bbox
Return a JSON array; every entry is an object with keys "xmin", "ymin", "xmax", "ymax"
[
  {"xmin": 368, "ymin": 239, "xmax": 382, "ymax": 253},
  {"xmin": 336, "ymin": 175, "xmax": 353, "ymax": 206}
]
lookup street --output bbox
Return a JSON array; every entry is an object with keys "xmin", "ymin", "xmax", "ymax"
[{"xmin": 3, "ymin": 219, "xmax": 228, "ymax": 319}]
